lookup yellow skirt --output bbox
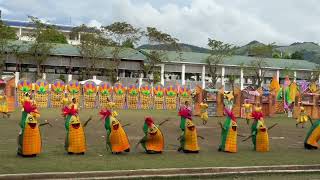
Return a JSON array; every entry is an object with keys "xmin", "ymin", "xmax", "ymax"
[
  {"xmin": 297, "ymin": 115, "xmax": 308, "ymax": 123},
  {"xmin": 0, "ymin": 103, "xmax": 8, "ymax": 113},
  {"xmin": 200, "ymin": 111, "xmax": 208, "ymax": 121}
]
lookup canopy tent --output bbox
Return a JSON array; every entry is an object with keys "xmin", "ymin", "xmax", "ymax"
[{"xmin": 79, "ymin": 79, "xmax": 103, "ymax": 85}]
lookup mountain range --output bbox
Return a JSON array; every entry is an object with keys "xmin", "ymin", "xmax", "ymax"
[{"xmin": 138, "ymin": 41, "xmax": 320, "ymax": 64}]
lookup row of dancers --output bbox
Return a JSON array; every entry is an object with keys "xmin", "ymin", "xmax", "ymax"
[{"xmin": 17, "ymin": 94, "xmax": 320, "ymax": 157}]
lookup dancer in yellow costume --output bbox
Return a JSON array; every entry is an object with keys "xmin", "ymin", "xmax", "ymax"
[
  {"xmin": 296, "ymin": 106, "xmax": 309, "ymax": 128},
  {"xmin": 0, "ymin": 92, "xmax": 10, "ymax": 118},
  {"xmin": 100, "ymin": 97, "xmax": 130, "ymax": 154},
  {"xmin": 200, "ymin": 99, "xmax": 208, "ymax": 125},
  {"xmin": 242, "ymin": 100, "xmax": 252, "ymax": 125},
  {"xmin": 61, "ymin": 93, "xmax": 70, "ymax": 108}
]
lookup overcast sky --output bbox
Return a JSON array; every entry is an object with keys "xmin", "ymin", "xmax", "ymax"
[{"xmin": 0, "ymin": 0, "xmax": 318, "ymax": 47}]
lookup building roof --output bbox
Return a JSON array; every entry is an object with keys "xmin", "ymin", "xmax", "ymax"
[
  {"xmin": 6, "ymin": 40, "xmax": 147, "ymax": 61},
  {"xmin": 140, "ymin": 49, "xmax": 318, "ymax": 70},
  {"xmin": 2, "ymin": 19, "xmax": 75, "ymax": 32},
  {"xmin": 5, "ymin": 41, "xmax": 318, "ymax": 70}
]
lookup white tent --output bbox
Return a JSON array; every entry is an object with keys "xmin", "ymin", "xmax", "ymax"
[{"xmin": 79, "ymin": 79, "xmax": 103, "ymax": 85}]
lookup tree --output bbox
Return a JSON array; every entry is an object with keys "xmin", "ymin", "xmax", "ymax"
[
  {"xmin": 10, "ymin": 42, "xmax": 28, "ymax": 72},
  {"xmin": 38, "ymin": 26, "xmax": 68, "ymax": 44},
  {"xmin": 141, "ymin": 27, "xmax": 180, "ymax": 84},
  {"xmin": 27, "ymin": 16, "xmax": 54, "ymax": 78},
  {"xmin": 247, "ymin": 44, "xmax": 275, "ymax": 88},
  {"xmin": 71, "ymin": 25, "xmax": 113, "ymax": 79},
  {"xmin": 226, "ymin": 74, "xmax": 238, "ymax": 92},
  {"xmin": 102, "ymin": 22, "xmax": 142, "ymax": 84},
  {"xmin": 0, "ymin": 20, "xmax": 17, "ymax": 75},
  {"xmin": 291, "ymin": 51, "xmax": 304, "ymax": 60},
  {"xmin": 248, "ymin": 43, "xmax": 274, "ymax": 58},
  {"xmin": 206, "ymin": 38, "xmax": 234, "ymax": 88}
]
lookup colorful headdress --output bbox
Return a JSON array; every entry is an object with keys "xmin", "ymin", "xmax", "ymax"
[
  {"xmin": 153, "ymin": 84, "xmax": 164, "ymax": 97},
  {"xmin": 17, "ymin": 79, "xmax": 32, "ymax": 93},
  {"xmin": 127, "ymin": 84, "xmax": 139, "ymax": 96},
  {"xmin": 35, "ymin": 79, "xmax": 49, "ymax": 94},
  {"xmin": 140, "ymin": 84, "xmax": 151, "ymax": 96},
  {"xmin": 23, "ymin": 101, "xmax": 38, "ymax": 114},
  {"xmin": 166, "ymin": 85, "xmax": 177, "ymax": 97},
  {"xmin": 84, "ymin": 81, "xmax": 97, "ymax": 95},
  {"xmin": 113, "ymin": 83, "xmax": 125, "ymax": 95},
  {"xmin": 179, "ymin": 86, "xmax": 191, "ymax": 98},
  {"xmin": 224, "ymin": 91, "xmax": 234, "ymax": 101},
  {"xmin": 51, "ymin": 79, "xmax": 65, "ymax": 94},
  {"xmin": 68, "ymin": 80, "xmax": 80, "ymax": 95},
  {"xmin": 99, "ymin": 82, "xmax": 112, "ymax": 96}
]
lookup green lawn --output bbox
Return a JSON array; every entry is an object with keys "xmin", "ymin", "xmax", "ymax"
[
  {"xmin": 138, "ymin": 172, "xmax": 320, "ymax": 180},
  {"xmin": 0, "ymin": 108, "xmax": 318, "ymax": 174}
]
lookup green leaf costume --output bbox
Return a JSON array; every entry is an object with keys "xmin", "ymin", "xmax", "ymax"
[
  {"xmin": 218, "ymin": 111, "xmax": 237, "ymax": 153},
  {"xmin": 304, "ymin": 120, "xmax": 320, "ymax": 149}
]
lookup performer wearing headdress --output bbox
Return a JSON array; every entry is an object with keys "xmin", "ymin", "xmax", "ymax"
[
  {"xmin": 200, "ymin": 99, "xmax": 209, "ymax": 125},
  {"xmin": 178, "ymin": 106, "xmax": 199, "ymax": 153},
  {"xmin": 62, "ymin": 97, "xmax": 90, "ymax": 154},
  {"xmin": 100, "ymin": 106, "xmax": 130, "ymax": 154},
  {"xmin": 296, "ymin": 106, "xmax": 309, "ymax": 128},
  {"xmin": 178, "ymin": 118, "xmax": 200, "ymax": 153},
  {"xmin": 218, "ymin": 108, "xmax": 237, "ymax": 153},
  {"xmin": 304, "ymin": 119, "xmax": 320, "ymax": 150},
  {"xmin": 64, "ymin": 98, "xmax": 78, "ymax": 130},
  {"xmin": 17, "ymin": 96, "xmax": 42, "ymax": 157},
  {"xmin": 250, "ymin": 107, "xmax": 269, "ymax": 152},
  {"xmin": 137, "ymin": 117, "xmax": 165, "ymax": 154}
]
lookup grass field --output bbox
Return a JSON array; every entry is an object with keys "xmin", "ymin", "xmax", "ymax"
[
  {"xmin": 135, "ymin": 172, "xmax": 320, "ymax": 180},
  {"xmin": 0, "ymin": 108, "xmax": 319, "ymax": 174}
]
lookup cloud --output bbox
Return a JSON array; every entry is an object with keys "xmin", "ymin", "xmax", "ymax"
[
  {"xmin": 0, "ymin": 6, "xmax": 11, "ymax": 15},
  {"xmin": 87, "ymin": 19, "xmax": 102, "ymax": 28},
  {"xmin": 0, "ymin": 0, "xmax": 319, "ymax": 47}
]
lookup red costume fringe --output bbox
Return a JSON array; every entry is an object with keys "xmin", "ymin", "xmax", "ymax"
[
  {"xmin": 178, "ymin": 108, "xmax": 192, "ymax": 120},
  {"xmin": 62, "ymin": 105, "xmax": 78, "ymax": 117},
  {"xmin": 23, "ymin": 101, "xmax": 38, "ymax": 114},
  {"xmin": 252, "ymin": 111, "xmax": 263, "ymax": 120},
  {"xmin": 99, "ymin": 109, "xmax": 111, "ymax": 120},
  {"xmin": 224, "ymin": 108, "xmax": 237, "ymax": 122},
  {"xmin": 145, "ymin": 117, "xmax": 154, "ymax": 127}
]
